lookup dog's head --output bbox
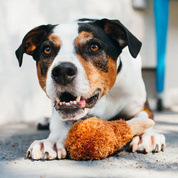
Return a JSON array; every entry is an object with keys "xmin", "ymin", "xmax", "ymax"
[{"xmin": 16, "ymin": 18, "xmax": 141, "ymax": 121}]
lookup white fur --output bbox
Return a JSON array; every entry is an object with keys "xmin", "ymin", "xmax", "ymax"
[
  {"xmin": 46, "ymin": 23, "xmax": 91, "ymax": 121},
  {"xmin": 26, "ymin": 21, "xmax": 166, "ymax": 160},
  {"xmin": 46, "ymin": 23, "xmax": 91, "ymax": 102},
  {"xmin": 130, "ymin": 112, "xmax": 166, "ymax": 153}
]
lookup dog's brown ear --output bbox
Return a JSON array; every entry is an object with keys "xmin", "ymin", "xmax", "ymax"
[
  {"xmin": 97, "ymin": 19, "xmax": 142, "ymax": 58},
  {"xmin": 15, "ymin": 24, "xmax": 56, "ymax": 67}
]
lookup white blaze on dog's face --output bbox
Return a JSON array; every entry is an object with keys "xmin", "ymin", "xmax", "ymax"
[
  {"xmin": 15, "ymin": 19, "xmax": 141, "ymax": 121},
  {"xmin": 45, "ymin": 22, "xmax": 119, "ymax": 120}
]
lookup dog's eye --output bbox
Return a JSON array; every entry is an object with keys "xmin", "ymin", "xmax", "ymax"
[
  {"xmin": 90, "ymin": 44, "xmax": 100, "ymax": 52},
  {"xmin": 43, "ymin": 46, "xmax": 52, "ymax": 55}
]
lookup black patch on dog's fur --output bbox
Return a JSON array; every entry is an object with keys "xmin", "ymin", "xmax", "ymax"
[
  {"xmin": 78, "ymin": 23, "xmax": 121, "ymax": 61},
  {"xmin": 92, "ymin": 56, "xmax": 108, "ymax": 72},
  {"xmin": 39, "ymin": 61, "xmax": 50, "ymax": 76},
  {"xmin": 76, "ymin": 23, "xmax": 121, "ymax": 72},
  {"xmin": 117, "ymin": 57, "xmax": 122, "ymax": 74},
  {"xmin": 77, "ymin": 18, "xmax": 96, "ymax": 22},
  {"xmin": 76, "ymin": 19, "xmax": 141, "ymax": 73},
  {"xmin": 15, "ymin": 24, "xmax": 57, "ymax": 67}
]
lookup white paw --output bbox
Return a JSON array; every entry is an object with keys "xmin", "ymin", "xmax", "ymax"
[
  {"xmin": 130, "ymin": 132, "xmax": 166, "ymax": 153},
  {"xmin": 26, "ymin": 139, "xmax": 67, "ymax": 160},
  {"xmin": 56, "ymin": 141, "xmax": 67, "ymax": 159}
]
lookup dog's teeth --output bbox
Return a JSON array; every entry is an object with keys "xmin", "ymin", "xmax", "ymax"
[
  {"xmin": 66, "ymin": 103, "xmax": 70, "ymax": 106},
  {"xmin": 76, "ymin": 96, "xmax": 81, "ymax": 102},
  {"xmin": 56, "ymin": 98, "xmax": 60, "ymax": 103},
  {"xmin": 70, "ymin": 101, "xmax": 73, "ymax": 104},
  {"xmin": 74, "ymin": 101, "xmax": 77, "ymax": 104},
  {"xmin": 59, "ymin": 102, "xmax": 62, "ymax": 105},
  {"xmin": 62, "ymin": 102, "xmax": 66, "ymax": 105}
]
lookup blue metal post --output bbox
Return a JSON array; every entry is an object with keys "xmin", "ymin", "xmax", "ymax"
[{"xmin": 153, "ymin": 0, "xmax": 169, "ymax": 110}]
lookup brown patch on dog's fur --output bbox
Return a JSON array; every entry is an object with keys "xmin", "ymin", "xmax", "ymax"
[
  {"xmin": 37, "ymin": 58, "xmax": 55, "ymax": 92},
  {"xmin": 25, "ymin": 39, "xmax": 36, "ymax": 55},
  {"xmin": 77, "ymin": 54, "xmax": 117, "ymax": 98},
  {"xmin": 24, "ymin": 29, "xmax": 49, "ymax": 55},
  {"xmin": 75, "ymin": 31, "xmax": 111, "ymax": 72},
  {"xmin": 36, "ymin": 34, "xmax": 61, "ymax": 92},
  {"xmin": 143, "ymin": 100, "xmax": 154, "ymax": 120},
  {"xmin": 48, "ymin": 34, "xmax": 62, "ymax": 47},
  {"xmin": 37, "ymin": 62, "xmax": 47, "ymax": 91},
  {"xmin": 75, "ymin": 31, "xmax": 93, "ymax": 46}
]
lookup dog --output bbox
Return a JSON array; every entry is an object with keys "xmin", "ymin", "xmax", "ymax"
[{"xmin": 16, "ymin": 18, "xmax": 165, "ymax": 160}]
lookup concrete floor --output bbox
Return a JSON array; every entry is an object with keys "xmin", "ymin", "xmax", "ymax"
[{"xmin": 0, "ymin": 110, "xmax": 178, "ymax": 178}]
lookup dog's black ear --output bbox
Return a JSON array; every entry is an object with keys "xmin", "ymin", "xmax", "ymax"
[
  {"xmin": 96, "ymin": 19, "xmax": 142, "ymax": 58},
  {"xmin": 15, "ymin": 24, "xmax": 56, "ymax": 67}
]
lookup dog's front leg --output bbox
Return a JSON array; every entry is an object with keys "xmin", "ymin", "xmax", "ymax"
[
  {"xmin": 130, "ymin": 111, "xmax": 166, "ymax": 153},
  {"xmin": 26, "ymin": 111, "xmax": 72, "ymax": 160}
]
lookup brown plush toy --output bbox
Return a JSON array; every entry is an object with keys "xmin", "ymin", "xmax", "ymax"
[{"xmin": 65, "ymin": 117, "xmax": 154, "ymax": 160}]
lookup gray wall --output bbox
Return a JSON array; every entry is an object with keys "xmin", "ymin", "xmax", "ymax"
[{"xmin": 0, "ymin": 0, "xmax": 177, "ymax": 124}]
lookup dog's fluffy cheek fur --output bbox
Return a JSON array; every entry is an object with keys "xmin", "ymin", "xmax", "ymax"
[{"xmin": 77, "ymin": 55, "xmax": 117, "ymax": 98}]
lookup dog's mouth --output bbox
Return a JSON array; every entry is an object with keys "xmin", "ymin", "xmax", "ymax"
[{"xmin": 54, "ymin": 91, "xmax": 100, "ymax": 113}]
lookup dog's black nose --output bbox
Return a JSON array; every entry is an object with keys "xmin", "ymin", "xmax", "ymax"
[{"xmin": 51, "ymin": 62, "xmax": 77, "ymax": 85}]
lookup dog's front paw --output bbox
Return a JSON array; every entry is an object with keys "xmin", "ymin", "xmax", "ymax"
[
  {"xmin": 130, "ymin": 132, "xmax": 166, "ymax": 153},
  {"xmin": 26, "ymin": 139, "xmax": 67, "ymax": 160}
]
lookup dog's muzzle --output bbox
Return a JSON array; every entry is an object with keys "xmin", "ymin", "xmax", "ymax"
[{"xmin": 50, "ymin": 62, "xmax": 101, "ymax": 120}]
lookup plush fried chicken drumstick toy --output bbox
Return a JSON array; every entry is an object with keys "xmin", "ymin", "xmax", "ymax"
[{"xmin": 65, "ymin": 117, "xmax": 154, "ymax": 160}]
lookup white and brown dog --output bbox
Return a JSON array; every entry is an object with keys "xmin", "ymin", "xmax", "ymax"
[{"xmin": 16, "ymin": 18, "xmax": 165, "ymax": 160}]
